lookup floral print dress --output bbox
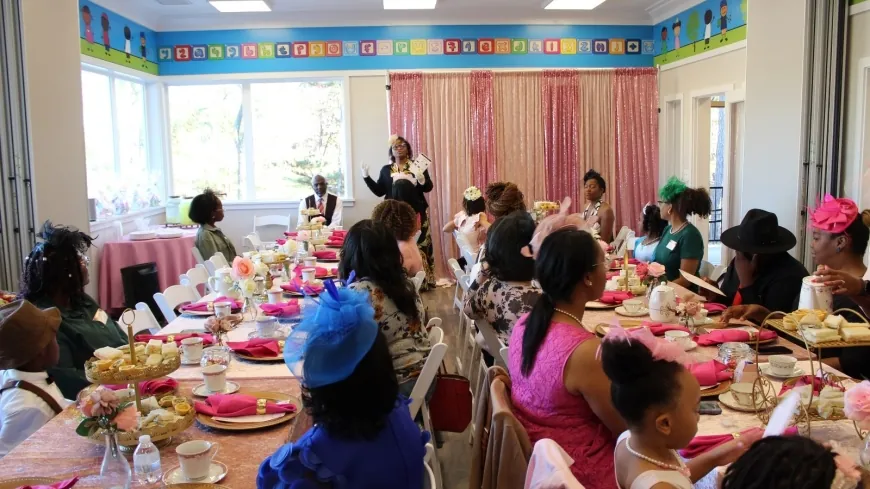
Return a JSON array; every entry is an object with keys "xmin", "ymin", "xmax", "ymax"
[
  {"xmin": 350, "ymin": 279, "xmax": 430, "ymax": 383},
  {"xmin": 463, "ymin": 277, "xmax": 542, "ymax": 345}
]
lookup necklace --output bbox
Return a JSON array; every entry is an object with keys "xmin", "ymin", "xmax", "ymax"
[
  {"xmin": 642, "ymin": 236, "xmax": 661, "ymax": 246},
  {"xmin": 670, "ymin": 222, "xmax": 688, "ymax": 235},
  {"xmin": 554, "ymin": 308, "xmax": 583, "ymax": 327},
  {"xmin": 625, "ymin": 439, "xmax": 691, "ymax": 478}
]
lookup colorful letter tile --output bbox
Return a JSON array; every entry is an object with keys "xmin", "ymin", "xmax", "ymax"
[
  {"xmin": 326, "ymin": 41, "xmax": 342, "ymax": 57},
  {"xmin": 494, "ymin": 39, "xmax": 510, "ymax": 54},
  {"xmin": 258, "ymin": 42, "xmax": 275, "ymax": 58},
  {"xmin": 543, "ymin": 39, "xmax": 560, "ymax": 54},
  {"xmin": 158, "ymin": 47, "xmax": 172, "ymax": 61},
  {"xmin": 410, "ymin": 39, "xmax": 427, "ymax": 55},
  {"xmin": 207, "ymin": 44, "xmax": 224, "ymax": 60},
  {"xmin": 360, "ymin": 40, "xmax": 376, "ymax": 56},
  {"xmin": 242, "ymin": 43, "xmax": 259, "ymax": 59},
  {"xmin": 560, "ymin": 38, "xmax": 577, "ymax": 55},
  {"xmin": 462, "ymin": 39, "xmax": 477, "ymax": 54},
  {"xmin": 609, "ymin": 38, "xmax": 625, "ymax": 55},
  {"xmin": 626, "ymin": 39, "xmax": 641, "ymax": 54},
  {"xmin": 478, "ymin": 38, "xmax": 494, "ymax": 54},
  {"xmin": 344, "ymin": 41, "xmax": 359, "ymax": 56},
  {"xmin": 427, "ymin": 39, "xmax": 443, "ymax": 55},
  {"xmin": 511, "ymin": 39, "xmax": 527, "ymax": 54},
  {"xmin": 642, "ymin": 40, "xmax": 655, "ymax": 54},
  {"xmin": 225, "ymin": 44, "xmax": 241, "ymax": 59},
  {"xmin": 191, "ymin": 45, "xmax": 207, "ymax": 60},
  {"xmin": 578, "ymin": 39, "xmax": 592, "ymax": 54},
  {"xmin": 592, "ymin": 39, "xmax": 609, "ymax": 54},
  {"xmin": 377, "ymin": 40, "xmax": 393, "ymax": 56},
  {"xmin": 292, "ymin": 42, "xmax": 308, "ymax": 58},
  {"xmin": 444, "ymin": 39, "xmax": 461, "ymax": 55},
  {"xmin": 528, "ymin": 39, "xmax": 543, "ymax": 54},
  {"xmin": 173, "ymin": 45, "xmax": 191, "ymax": 62},
  {"xmin": 394, "ymin": 40, "xmax": 410, "ymax": 55},
  {"xmin": 309, "ymin": 41, "xmax": 325, "ymax": 57},
  {"xmin": 276, "ymin": 42, "xmax": 292, "ymax": 58}
]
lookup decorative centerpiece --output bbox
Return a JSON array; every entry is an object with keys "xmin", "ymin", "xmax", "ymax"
[
  {"xmin": 76, "ymin": 386, "xmax": 138, "ymax": 488},
  {"xmin": 231, "ymin": 256, "xmax": 258, "ymax": 313},
  {"xmin": 532, "ymin": 201, "xmax": 560, "ymax": 223},
  {"xmin": 675, "ymin": 300, "xmax": 703, "ymax": 334}
]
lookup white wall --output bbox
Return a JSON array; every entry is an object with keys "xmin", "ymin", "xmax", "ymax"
[
  {"xmin": 21, "ymin": 0, "xmax": 90, "ymax": 232},
  {"xmin": 843, "ymin": 11, "xmax": 870, "ymax": 209}
]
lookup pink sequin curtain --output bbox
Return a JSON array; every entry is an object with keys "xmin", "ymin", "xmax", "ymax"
[
  {"xmin": 577, "ymin": 71, "xmax": 616, "ymax": 226},
  {"xmin": 542, "ymin": 70, "xmax": 582, "ymax": 212},
  {"xmin": 613, "ymin": 68, "xmax": 659, "ymax": 233},
  {"xmin": 388, "ymin": 72, "xmax": 425, "ymax": 154},
  {"xmin": 470, "ymin": 71, "xmax": 497, "ymax": 189}
]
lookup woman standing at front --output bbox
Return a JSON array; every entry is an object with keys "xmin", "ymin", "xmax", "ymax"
[
  {"xmin": 362, "ymin": 135, "xmax": 434, "ymax": 290},
  {"xmin": 653, "ymin": 177, "xmax": 712, "ymax": 288}
]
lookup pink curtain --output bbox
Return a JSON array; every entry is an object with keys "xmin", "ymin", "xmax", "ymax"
[
  {"xmin": 577, "ymin": 71, "xmax": 616, "ymax": 223},
  {"xmin": 542, "ymin": 70, "xmax": 582, "ymax": 212},
  {"xmin": 388, "ymin": 72, "xmax": 425, "ymax": 154},
  {"xmin": 613, "ymin": 68, "xmax": 659, "ymax": 234},
  {"xmin": 470, "ymin": 71, "xmax": 496, "ymax": 189}
]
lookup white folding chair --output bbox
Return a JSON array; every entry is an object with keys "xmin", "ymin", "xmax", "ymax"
[
  {"xmin": 253, "ymin": 214, "xmax": 291, "ymax": 241},
  {"xmin": 191, "ymin": 247, "xmax": 205, "ymax": 265},
  {"xmin": 423, "ymin": 443, "xmax": 438, "ymax": 489},
  {"xmin": 698, "ymin": 260, "xmax": 715, "ymax": 279},
  {"xmin": 412, "ymin": 270, "xmax": 426, "ymax": 292},
  {"xmin": 476, "ymin": 319, "xmax": 507, "ymax": 369},
  {"xmin": 409, "ymin": 327, "xmax": 446, "ymax": 489},
  {"xmin": 179, "ymin": 264, "xmax": 211, "ymax": 298},
  {"xmin": 204, "ymin": 252, "xmax": 230, "ymax": 276},
  {"xmin": 611, "ymin": 225, "xmax": 630, "ymax": 251},
  {"xmin": 426, "ymin": 317, "xmax": 442, "ymax": 330},
  {"xmin": 243, "ymin": 233, "xmax": 263, "ymax": 251},
  {"xmin": 499, "ymin": 346, "xmax": 509, "ymax": 368},
  {"xmin": 119, "ymin": 304, "xmax": 161, "ymax": 335},
  {"xmin": 153, "ymin": 284, "xmax": 199, "ymax": 323},
  {"xmin": 448, "ymin": 259, "xmax": 464, "ymax": 311}
]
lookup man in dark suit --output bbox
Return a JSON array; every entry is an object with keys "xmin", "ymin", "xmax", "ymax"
[{"xmin": 297, "ymin": 175, "xmax": 343, "ymax": 228}]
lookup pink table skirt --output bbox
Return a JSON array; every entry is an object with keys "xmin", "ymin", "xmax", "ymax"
[{"xmin": 98, "ymin": 236, "xmax": 197, "ymax": 311}]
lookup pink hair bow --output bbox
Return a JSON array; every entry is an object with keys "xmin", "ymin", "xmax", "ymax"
[
  {"xmin": 522, "ymin": 197, "xmax": 595, "ymax": 259},
  {"xmin": 809, "ymin": 194, "xmax": 859, "ymax": 234},
  {"xmin": 598, "ymin": 321, "xmax": 690, "ymax": 366}
]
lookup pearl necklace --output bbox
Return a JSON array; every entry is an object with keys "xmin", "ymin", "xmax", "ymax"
[
  {"xmin": 625, "ymin": 439, "xmax": 691, "ymax": 478},
  {"xmin": 554, "ymin": 308, "xmax": 583, "ymax": 327}
]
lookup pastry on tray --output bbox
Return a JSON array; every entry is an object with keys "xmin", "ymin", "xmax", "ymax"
[
  {"xmin": 801, "ymin": 328, "xmax": 841, "ymax": 343},
  {"xmin": 841, "ymin": 326, "xmax": 870, "ymax": 342}
]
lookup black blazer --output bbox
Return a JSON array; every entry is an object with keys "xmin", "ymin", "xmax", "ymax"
[{"xmin": 364, "ymin": 164, "xmax": 433, "ymax": 212}]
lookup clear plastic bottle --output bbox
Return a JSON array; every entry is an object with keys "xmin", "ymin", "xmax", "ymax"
[{"xmin": 133, "ymin": 435, "xmax": 162, "ymax": 484}]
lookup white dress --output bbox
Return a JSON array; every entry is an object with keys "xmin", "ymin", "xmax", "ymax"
[
  {"xmin": 614, "ymin": 432, "xmax": 693, "ymax": 489},
  {"xmin": 633, "ymin": 237, "xmax": 660, "ymax": 263},
  {"xmin": 583, "ymin": 201, "xmax": 602, "ymax": 233}
]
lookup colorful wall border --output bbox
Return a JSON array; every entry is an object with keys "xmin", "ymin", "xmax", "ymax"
[
  {"xmin": 653, "ymin": 0, "xmax": 748, "ymax": 67},
  {"xmin": 79, "ymin": 0, "xmax": 160, "ymax": 75}
]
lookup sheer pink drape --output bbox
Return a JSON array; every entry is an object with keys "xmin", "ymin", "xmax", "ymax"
[
  {"xmin": 542, "ymin": 70, "xmax": 582, "ymax": 212},
  {"xmin": 388, "ymin": 72, "xmax": 425, "ymax": 154},
  {"xmin": 577, "ymin": 71, "xmax": 616, "ymax": 222},
  {"xmin": 421, "ymin": 73, "xmax": 472, "ymax": 279},
  {"xmin": 470, "ymin": 71, "xmax": 496, "ymax": 189},
  {"xmin": 613, "ymin": 68, "xmax": 659, "ymax": 233}
]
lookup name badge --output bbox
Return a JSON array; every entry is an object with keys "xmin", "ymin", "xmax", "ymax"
[
  {"xmin": 94, "ymin": 309, "xmax": 108, "ymax": 325},
  {"xmin": 666, "ymin": 240, "xmax": 677, "ymax": 251}
]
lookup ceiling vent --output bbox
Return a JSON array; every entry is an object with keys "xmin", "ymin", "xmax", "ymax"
[{"xmin": 154, "ymin": 0, "xmax": 194, "ymax": 5}]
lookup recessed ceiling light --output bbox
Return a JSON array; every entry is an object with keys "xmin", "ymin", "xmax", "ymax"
[
  {"xmin": 383, "ymin": 0, "xmax": 437, "ymax": 9},
  {"xmin": 543, "ymin": 0, "xmax": 606, "ymax": 9},
  {"xmin": 209, "ymin": 0, "xmax": 271, "ymax": 13}
]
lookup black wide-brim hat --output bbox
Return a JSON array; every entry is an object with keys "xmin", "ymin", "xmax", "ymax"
[{"xmin": 720, "ymin": 209, "xmax": 797, "ymax": 254}]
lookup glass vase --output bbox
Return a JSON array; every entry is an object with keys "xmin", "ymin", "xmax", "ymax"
[
  {"xmin": 100, "ymin": 432, "xmax": 131, "ymax": 489},
  {"xmin": 201, "ymin": 344, "xmax": 232, "ymax": 368},
  {"xmin": 859, "ymin": 436, "xmax": 870, "ymax": 469}
]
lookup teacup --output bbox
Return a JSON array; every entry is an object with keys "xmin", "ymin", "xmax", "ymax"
[
  {"xmin": 768, "ymin": 355, "xmax": 798, "ymax": 376},
  {"xmin": 202, "ymin": 364, "xmax": 227, "ymax": 393},
  {"xmin": 303, "ymin": 257, "xmax": 317, "ymax": 268},
  {"xmin": 256, "ymin": 316, "xmax": 278, "ymax": 338},
  {"xmin": 730, "ymin": 382, "xmax": 754, "ymax": 407},
  {"xmin": 664, "ymin": 330, "xmax": 692, "ymax": 348},
  {"xmin": 176, "ymin": 440, "xmax": 220, "ymax": 480},
  {"xmin": 301, "ymin": 268, "xmax": 317, "ymax": 283},
  {"xmin": 213, "ymin": 301, "xmax": 232, "ymax": 318},
  {"xmin": 267, "ymin": 290, "xmax": 283, "ymax": 305},
  {"xmin": 181, "ymin": 337, "xmax": 204, "ymax": 363},
  {"xmin": 622, "ymin": 299, "xmax": 644, "ymax": 314}
]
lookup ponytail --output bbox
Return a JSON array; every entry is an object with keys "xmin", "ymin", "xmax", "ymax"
[
  {"xmin": 675, "ymin": 187, "xmax": 712, "ymax": 219},
  {"xmin": 846, "ymin": 209, "xmax": 870, "ymax": 256},
  {"xmin": 521, "ymin": 294, "xmax": 556, "ymax": 376}
]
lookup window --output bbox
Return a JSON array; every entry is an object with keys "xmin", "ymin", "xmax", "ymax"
[
  {"xmin": 81, "ymin": 67, "xmax": 162, "ymax": 219},
  {"xmin": 167, "ymin": 79, "xmax": 347, "ymax": 202}
]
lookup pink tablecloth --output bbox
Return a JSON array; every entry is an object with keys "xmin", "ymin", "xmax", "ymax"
[{"xmin": 98, "ymin": 235, "xmax": 197, "ymax": 312}]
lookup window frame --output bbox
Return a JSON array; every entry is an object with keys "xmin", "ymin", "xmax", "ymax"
[{"xmin": 162, "ymin": 74, "xmax": 354, "ymax": 208}]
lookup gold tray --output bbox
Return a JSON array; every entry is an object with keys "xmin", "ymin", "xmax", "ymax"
[
  {"xmin": 165, "ymin": 485, "xmax": 231, "ymax": 489},
  {"xmin": 586, "ymin": 301, "xmax": 620, "ymax": 310},
  {"xmin": 700, "ymin": 380, "xmax": 732, "ymax": 398},
  {"xmin": 765, "ymin": 318, "xmax": 870, "ymax": 349},
  {"xmin": 594, "ymin": 321, "xmax": 643, "ymax": 336},
  {"xmin": 86, "ymin": 354, "xmax": 181, "ymax": 384},
  {"xmin": 235, "ymin": 352, "xmax": 284, "ymax": 362},
  {"xmin": 0, "ymin": 478, "xmax": 58, "ymax": 489},
  {"xmin": 81, "ymin": 396, "xmax": 196, "ymax": 447},
  {"xmin": 781, "ymin": 376, "xmax": 849, "ymax": 421},
  {"xmin": 196, "ymin": 392, "xmax": 300, "ymax": 431}
]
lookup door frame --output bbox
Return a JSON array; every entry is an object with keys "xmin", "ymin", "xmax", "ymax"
[{"xmin": 721, "ymin": 88, "xmax": 746, "ymax": 266}]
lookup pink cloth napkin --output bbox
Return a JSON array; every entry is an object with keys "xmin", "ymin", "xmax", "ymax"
[
  {"xmin": 16, "ymin": 478, "xmax": 79, "ymax": 489},
  {"xmin": 226, "ymin": 338, "xmax": 281, "ymax": 358},
  {"xmin": 284, "ymin": 231, "xmax": 298, "ymax": 237},
  {"xmin": 696, "ymin": 329, "xmax": 777, "ymax": 346},
  {"xmin": 281, "ymin": 278, "xmax": 324, "ymax": 295},
  {"xmin": 293, "ymin": 266, "xmax": 337, "ymax": 278},
  {"xmin": 312, "ymin": 250, "xmax": 337, "ymax": 260},
  {"xmin": 326, "ymin": 239, "xmax": 344, "ymax": 247},
  {"xmin": 778, "ymin": 376, "xmax": 845, "ymax": 396},
  {"xmin": 598, "ymin": 291, "xmax": 633, "ymax": 304},
  {"xmin": 688, "ymin": 360, "xmax": 732, "ymax": 387},
  {"xmin": 106, "ymin": 377, "xmax": 178, "ymax": 396},
  {"xmin": 276, "ymin": 238, "xmax": 287, "ymax": 245},
  {"xmin": 194, "ymin": 393, "xmax": 297, "ymax": 417},
  {"xmin": 678, "ymin": 427, "xmax": 784, "ymax": 459},
  {"xmin": 134, "ymin": 332, "xmax": 215, "ymax": 346},
  {"xmin": 703, "ymin": 303, "xmax": 727, "ymax": 313},
  {"xmin": 259, "ymin": 302, "xmax": 301, "ymax": 318},
  {"xmin": 180, "ymin": 296, "xmax": 241, "ymax": 312},
  {"xmin": 643, "ymin": 322, "xmax": 690, "ymax": 336}
]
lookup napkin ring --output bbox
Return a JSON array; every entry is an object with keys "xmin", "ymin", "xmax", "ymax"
[
  {"xmin": 167, "ymin": 335, "xmax": 175, "ymax": 343},
  {"xmin": 732, "ymin": 432, "xmax": 740, "ymax": 439},
  {"xmin": 257, "ymin": 398, "xmax": 267, "ymax": 415}
]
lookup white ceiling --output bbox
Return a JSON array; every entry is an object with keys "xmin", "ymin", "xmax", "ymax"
[{"xmin": 92, "ymin": 0, "xmax": 698, "ymax": 31}]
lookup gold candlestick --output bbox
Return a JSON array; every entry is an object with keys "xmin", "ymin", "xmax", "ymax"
[
  {"xmin": 623, "ymin": 248, "xmax": 630, "ymax": 292},
  {"xmin": 122, "ymin": 310, "xmax": 142, "ymax": 413}
]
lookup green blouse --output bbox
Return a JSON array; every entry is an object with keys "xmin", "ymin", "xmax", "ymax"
[
  {"xmin": 195, "ymin": 224, "xmax": 238, "ymax": 263},
  {"xmin": 652, "ymin": 223, "xmax": 705, "ymax": 281},
  {"xmin": 34, "ymin": 294, "xmax": 128, "ymax": 399}
]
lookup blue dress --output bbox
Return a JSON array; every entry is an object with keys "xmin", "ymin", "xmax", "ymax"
[{"xmin": 257, "ymin": 398, "xmax": 428, "ymax": 489}]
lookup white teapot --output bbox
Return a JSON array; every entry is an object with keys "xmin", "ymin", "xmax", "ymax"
[
  {"xmin": 648, "ymin": 283, "xmax": 677, "ymax": 323},
  {"xmin": 207, "ymin": 267, "xmax": 239, "ymax": 299}
]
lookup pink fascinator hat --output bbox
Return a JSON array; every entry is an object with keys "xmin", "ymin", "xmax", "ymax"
[
  {"xmin": 598, "ymin": 323, "xmax": 690, "ymax": 366},
  {"xmin": 809, "ymin": 194, "xmax": 859, "ymax": 234},
  {"xmin": 522, "ymin": 197, "xmax": 597, "ymax": 259}
]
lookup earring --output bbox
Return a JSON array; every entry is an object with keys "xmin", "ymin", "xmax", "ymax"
[
  {"xmin": 836, "ymin": 246, "xmax": 842, "ymax": 253},
  {"xmin": 585, "ymin": 281, "xmax": 592, "ymax": 286}
]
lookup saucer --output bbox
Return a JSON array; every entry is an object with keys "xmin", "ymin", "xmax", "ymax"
[
  {"xmin": 760, "ymin": 365, "xmax": 805, "ymax": 379},
  {"xmin": 181, "ymin": 357, "xmax": 202, "ymax": 366},
  {"xmin": 163, "ymin": 461, "xmax": 228, "ymax": 485},
  {"xmin": 247, "ymin": 329, "xmax": 288, "ymax": 340},
  {"xmin": 193, "ymin": 381, "xmax": 241, "ymax": 397},
  {"xmin": 682, "ymin": 340, "xmax": 698, "ymax": 351},
  {"xmin": 717, "ymin": 393, "xmax": 760, "ymax": 413},
  {"xmin": 615, "ymin": 306, "xmax": 649, "ymax": 318}
]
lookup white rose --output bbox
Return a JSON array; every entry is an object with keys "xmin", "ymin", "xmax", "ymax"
[
  {"xmin": 237, "ymin": 278, "xmax": 258, "ymax": 298},
  {"xmin": 253, "ymin": 261, "xmax": 269, "ymax": 277},
  {"xmin": 282, "ymin": 240, "xmax": 297, "ymax": 255}
]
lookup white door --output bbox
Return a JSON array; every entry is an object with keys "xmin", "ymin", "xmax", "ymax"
[{"xmin": 721, "ymin": 89, "xmax": 746, "ymax": 266}]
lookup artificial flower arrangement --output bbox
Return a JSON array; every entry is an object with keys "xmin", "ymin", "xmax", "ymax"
[
  {"xmin": 231, "ymin": 256, "xmax": 257, "ymax": 300},
  {"xmin": 644, "ymin": 262, "xmax": 667, "ymax": 287},
  {"xmin": 464, "ymin": 186, "xmax": 482, "ymax": 202},
  {"xmin": 675, "ymin": 300, "xmax": 703, "ymax": 334},
  {"xmin": 531, "ymin": 201, "xmax": 560, "ymax": 223},
  {"xmin": 204, "ymin": 314, "xmax": 243, "ymax": 346},
  {"xmin": 75, "ymin": 387, "xmax": 139, "ymax": 437}
]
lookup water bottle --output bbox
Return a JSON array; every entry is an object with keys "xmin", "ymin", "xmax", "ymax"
[{"xmin": 133, "ymin": 435, "xmax": 162, "ymax": 484}]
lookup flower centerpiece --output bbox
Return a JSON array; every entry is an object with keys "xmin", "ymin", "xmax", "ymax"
[
  {"xmin": 645, "ymin": 262, "xmax": 667, "ymax": 288},
  {"xmin": 204, "ymin": 314, "xmax": 243, "ymax": 347},
  {"xmin": 231, "ymin": 256, "xmax": 258, "ymax": 310},
  {"xmin": 845, "ymin": 381, "xmax": 870, "ymax": 466},
  {"xmin": 532, "ymin": 201, "xmax": 560, "ymax": 223},
  {"xmin": 76, "ymin": 387, "xmax": 139, "ymax": 487},
  {"xmin": 675, "ymin": 300, "xmax": 702, "ymax": 334}
]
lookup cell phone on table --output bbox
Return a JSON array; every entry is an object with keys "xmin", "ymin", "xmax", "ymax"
[{"xmin": 699, "ymin": 401, "xmax": 722, "ymax": 415}]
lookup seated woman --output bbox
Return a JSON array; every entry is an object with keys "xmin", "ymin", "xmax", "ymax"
[
  {"xmin": 582, "ymin": 169, "xmax": 615, "ymax": 242},
  {"xmin": 391, "ymin": 180, "xmax": 434, "ymax": 290},
  {"xmin": 258, "ymin": 282, "xmax": 427, "ymax": 489},
  {"xmin": 20, "ymin": 222, "xmax": 127, "ymax": 399},
  {"xmin": 508, "ymin": 220, "xmax": 626, "ymax": 489},
  {"xmin": 371, "ymin": 199, "xmax": 423, "ymax": 277},
  {"xmin": 340, "ymin": 220, "xmax": 429, "ymax": 395},
  {"xmin": 464, "ymin": 211, "xmax": 540, "ymax": 346},
  {"xmin": 633, "ymin": 204, "xmax": 667, "ymax": 263},
  {"xmin": 485, "ymin": 181, "xmax": 526, "ymax": 222},
  {"xmin": 189, "ymin": 189, "xmax": 237, "ymax": 262},
  {"xmin": 443, "ymin": 186, "xmax": 490, "ymax": 262},
  {"xmin": 653, "ymin": 177, "xmax": 712, "ymax": 288}
]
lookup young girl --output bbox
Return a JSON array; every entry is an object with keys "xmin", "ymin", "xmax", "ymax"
[
  {"xmin": 443, "ymin": 186, "xmax": 489, "ymax": 262},
  {"xmin": 600, "ymin": 326, "xmax": 761, "ymax": 489}
]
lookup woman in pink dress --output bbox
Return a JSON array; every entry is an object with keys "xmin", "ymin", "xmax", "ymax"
[{"xmin": 509, "ymin": 222, "xmax": 625, "ymax": 489}]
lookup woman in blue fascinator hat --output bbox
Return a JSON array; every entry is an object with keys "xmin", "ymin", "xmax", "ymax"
[{"xmin": 257, "ymin": 280, "xmax": 428, "ymax": 489}]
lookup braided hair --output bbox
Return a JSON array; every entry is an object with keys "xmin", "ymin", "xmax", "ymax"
[
  {"xmin": 372, "ymin": 199, "xmax": 417, "ymax": 242},
  {"xmin": 21, "ymin": 221, "xmax": 94, "ymax": 305},
  {"xmin": 485, "ymin": 182, "xmax": 526, "ymax": 219},
  {"xmin": 721, "ymin": 436, "xmax": 837, "ymax": 489}
]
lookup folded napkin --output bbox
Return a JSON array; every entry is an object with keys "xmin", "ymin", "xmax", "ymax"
[
  {"xmin": 281, "ymin": 278, "xmax": 324, "ymax": 295},
  {"xmin": 643, "ymin": 322, "xmax": 690, "ymax": 336},
  {"xmin": 678, "ymin": 427, "xmax": 783, "ymax": 459},
  {"xmin": 326, "ymin": 239, "xmax": 344, "ymax": 247},
  {"xmin": 226, "ymin": 338, "xmax": 281, "ymax": 358},
  {"xmin": 194, "ymin": 393, "xmax": 297, "ymax": 417},
  {"xmin": 696, "ymin": 329, "xmax": 777, "ymax": 346},
  {"xmin": 598, "ymin": 291, "xmax": 633, "ymax": 305},
  {"xmin": 133, "ymin": 332, "xmax": 215, "ymax": 346},
  {"xmin": 276, "ymin": 238, "xmax": 287, "ymax": 245},
  {"xmin": 703, "ymin": 303, "xmax": 727, "ymax": 313},
  {"xmin": 778, "ymin": 375, "xmax": 845, "ymax": 396},
  {"xmin": 106, "ymin": 377, "xmax": 178, "ymax": 396},
  {"xmin": 284, "ymin": 231, "xmax": 297, "ymax": 237},
  {"xmin": 688, "ymin": 360, "xmax": 732, "ymax": 387},
  {"xmin": 312, "ymin": 250, "xmax": 337, "ymax": 260},
  {"xmin": 180, "ymin": 296, "xmax": 242, "ymax": 312},
  {"xmin": 16, "ymin": 478, "xmax": 79, "ymax": 489},
  {"xmin": 259, "ymin": 302, "xmax": 301, "ymax": 318},
  {"xmin": 330, "ymin": 230, "xmax": 347, "ymax": 236},
  {"xmin": 293, "ymin": 266, "xmax": 337, "ymax": 279}
]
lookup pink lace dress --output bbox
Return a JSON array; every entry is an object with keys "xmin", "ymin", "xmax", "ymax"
[{"xmin": 508, "ymin": 317, "xmax": 618, "ymax": 489}]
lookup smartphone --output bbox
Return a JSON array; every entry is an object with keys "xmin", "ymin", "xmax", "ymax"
[{"xmin": 699, "ymin": 401, "xmax": 722, "ymax": 415}]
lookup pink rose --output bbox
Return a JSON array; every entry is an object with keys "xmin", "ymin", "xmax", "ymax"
[
  {"xmin": 648, "ymin": 262, "xmax": 666, "ymax": 278},
  {"xmin": 845, "ymin": 381, "xmax": 870, "ymax": 428},
  {"xmin": 684, "ymin": 301, "xmax": 701, "ymax": 317},
  {"xmin": 78, "ymin": 395, "xmax": 96, "ymax": 418},
  {"xmin": 89, "ymin": 388, "xmax": 120, "ymax": 417},
  {"xmin": 113, "ymin": 405, "xmax": 139, "ymax": 432},
  {"xmin": 231, "ymin": 257, "xmax": 255, "ymax": 280}
]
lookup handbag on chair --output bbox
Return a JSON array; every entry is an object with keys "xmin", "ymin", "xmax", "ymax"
[{"xmin": 427, "ymin": 367, "xmax": 472, "ymax": 433}]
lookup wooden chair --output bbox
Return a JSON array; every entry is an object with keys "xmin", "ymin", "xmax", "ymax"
[
  {"xmin": 153, "ymin": 284, "xmax": 199, "ymax": 322},
  {"xmin": 179, "ymin": 264, "xmax": 211, "ymax": 298},
  {"xmin": 408, "ymin": 326, "xmax": 447, "ymax": 489}
]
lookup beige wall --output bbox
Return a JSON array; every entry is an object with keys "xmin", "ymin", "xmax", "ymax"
[{"xmin": 843, "ymin": 11, "xmax": 870, "ymax": 209}]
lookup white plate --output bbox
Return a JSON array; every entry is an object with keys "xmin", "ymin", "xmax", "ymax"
[
  {"xmin": 700, "ymin": 382, "xmax": 720, "ymax": 391},
  {"xmin": 163, "ymin": 462, "xmax": 228, "ymax": 485},
  {"xmin": 192, "ymin": 381, "xmax": 240, "ymax": 397},
  {"xmin": 682, "ymin": 340, "xmax": 698, "ymax": 351},
  {"xmin": 760, "ymin": 365, "xmax": 805, "ymax": 379},
  {"xmin": 181, "ymin": 309, "xmax": 215, "ymax": 317},
  {"xmin": 717, "ymin": 393, "xmax": 760, "ymax": 413},
  {"xmin": 156, "ymin": 230, "xmax": 183, "ymax": 239},
  {"xmin": 212, "ymin": 413, "xmax": 287, "ymax": 424},
  {"xmin": 247, "ymin": 329, "xmax": 289, "ymax": 340},
  {"xmin": 615, "ymin": 306, "xmax": 649, "ymax": 317},
  {"xmin": 128, "ymin": 231, "xmax": 156, "ymax": 241},
  {"xmin": 181, "ymin": 357, "xmax": 202, "ymax": 366}
]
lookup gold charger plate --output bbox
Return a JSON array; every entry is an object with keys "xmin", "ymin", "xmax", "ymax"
[
  {"xmin": 196, "ymin": 391, "xmax": 301, "ymax": 431},
  {"xmin": 700, "ymin": 380, "xmax": 732, "ymax": 398},
  {"xmin": 717, "ymin": 392, "xmax": 761, "ymax": 413},
  {"xmin": 165, "ymin": 485, "xmax": 230, "ymax": 489},
  {"xmin": 234, "ymin": 352, "xmax": 284, "ymax": 362},
  {"xmin": 594, "ymin": 321, "xmax": 644, "ymax": 337},
  {"xmin": 0, "ymin": 478, "xmax": 58, "ymax": 489},
  {"xmin": 586, "ymin": 300, "xmax": 620, "ymax": 310}
]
